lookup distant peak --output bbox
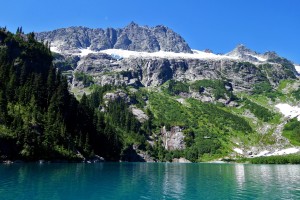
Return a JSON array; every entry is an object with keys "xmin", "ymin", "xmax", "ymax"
[
  {"xmin": 203, "ymin": 49, "xmax": 213, "ymax": 53},
  {"xmin": 228, "ymin": 44, "xmax": 258, "ymax": 56},
  {"xmin": 263, "ymin": 51, "xmax": 279, "ymax": 59},
  {"xmin": 225, "ymin": 44, "xmax": 261, "ymax": 62},
  {"xmin": 155, "ymin": 24, "xmax": 168, "ymax": 29},
  {"xmin": 237, "ymin": 44, "xmax": 246, "ymax": 48},
  {"xmin": 235, "ymin": 44, "xmax": 251, "ymax": 52},
  {"xmin": 127, "ymin": 21, "xmax": 139, "ymax": 28}
]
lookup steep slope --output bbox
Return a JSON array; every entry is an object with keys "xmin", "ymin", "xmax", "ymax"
[{"xmin": 0, "ymin": 29, "xmax": 127, "ymax": 162}]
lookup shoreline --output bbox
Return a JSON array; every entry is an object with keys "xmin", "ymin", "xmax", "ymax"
[{"xmin": 2, "ymin": 157, "xmax": 300, "ymax": 165}]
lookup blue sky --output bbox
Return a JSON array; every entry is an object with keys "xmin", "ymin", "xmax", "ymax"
[{"xmin": 1, "ymin": 0, "xmax": 299, "ymax": 63}]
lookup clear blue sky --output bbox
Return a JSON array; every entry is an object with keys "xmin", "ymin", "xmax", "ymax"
[{"xmin": 1, "ymin": 0, "xmax": 299, "ymax": 63}]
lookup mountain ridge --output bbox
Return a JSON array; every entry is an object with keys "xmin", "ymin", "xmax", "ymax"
[
  {"xmin": 36, "ymin": 22, "xmax": 298, "ymax": 68},
  {"xmin": 35, "ymin": 23, "xmax": 298, "ymax": 96},
  {"xmin": 36, "ymin": 22, "xmax": 192, "ymax": 54}
]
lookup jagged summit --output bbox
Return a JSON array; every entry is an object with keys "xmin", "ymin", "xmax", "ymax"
[
  {"xmin": 35, "ymin": 22, "xmax": 192, "ymax": 53},
  {"xmin": 232, "ymin": 44, "xmax": 257, "ymax": 54},
  {"xmin": 225, "ymin": 44, "xmax": 269, "ymax": 62},
  {"xmin": 226, "ymin": 44, "xmax": 284, "ymax": 63},
  {"xmin": 226, "ymin": 44, "xmax": 263, "ymax": 62},
  {"xmin": 263, "ymin": 51, "xmax": 279, "ymax": 60},
  {"xmin": 126, "ymin": 21, "xmax": 139, "ymax": 28}
]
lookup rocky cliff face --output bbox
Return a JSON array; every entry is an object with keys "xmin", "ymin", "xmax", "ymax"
[
  {"xmin": 73, "ymin": 53, "xmax": 296, "ymax": 92},
  {"xmin": 161, "ymin": 126, "xmax": 185, "ymax": 150},
  {"xmin": 36, "ymin": 22, "xmax": 192, "ymax": 53}
]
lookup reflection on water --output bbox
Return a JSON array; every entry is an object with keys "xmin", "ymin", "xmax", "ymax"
[
  {"xmin": 0, "ymin": 163, "xmax": 300, "ymax": 200},
  {"xmin": 247, "ymin": 165, "xmax": 300, "ymax": 199},
  {"xmin": 162, "ymin": 164, "xmax": 186, "ymax": 199},
  {"xmin": 234, "ymin": 164, "xmax": 245, "ymax": 189}
]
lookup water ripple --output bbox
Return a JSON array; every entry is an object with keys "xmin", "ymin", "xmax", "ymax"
[{"xmin": 0, "ymin": 163, "xmax": 300, "ymax": 200}]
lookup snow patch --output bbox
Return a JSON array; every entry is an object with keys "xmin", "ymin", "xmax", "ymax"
[
  {"xmin": 250, "ymin": 147, "xmax": 300, "ymax": 157},
  {"xmin": 251, "ymin": 148, "xmax": 299, "ymax": 157},
  {"xmin": 50, "ymin": 46, "xmax": 60, "ymax": 53},
  {"xmin": 269, "ymin": 148, "xmax": 299, "ymax": 156},
  {"xmin": 233, "ymin": 148, "xmax": 243, "ymax": 154},
  {"xmin": 98, "ymin": 49, "xmax": 239, "ymax": 60},
  {"xmin": 48, "ymin": 45, "xmax": 268, "ymax": 62},
  {"xmin": 70, "ymin": 47, "xmax": 97, "ymax": 57},
  {"xmin": 294, "ymin": 65, "xmax": 300, "ymax": 74},
  {"xmin": 78, "ymin": 48, "xmax": 97, "ymax": 57},
  {"xmin": 275, "ymin": 103, "xmax": 300, "ymax": 121},
  {"xmin": 228, "ymin": 53, "xmax": 267, "ymax": 62},
  {"xmin": 49, "ymin": 41, "xmax": 65, "ymax": 53},
  {"xmin": 256, "ymin": 150, "xmax": 270, "ymax": 157}
]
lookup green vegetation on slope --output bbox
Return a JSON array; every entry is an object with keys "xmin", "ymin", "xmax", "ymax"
[
  {"xmin": 243, "ymin": 99, "xmax": 274, "ymax": 122},
  {"xmin": 190, "ymin": 79, "xmax": 235, "ymax": 100},
  {"xmin": 239, "ymin": 154, "xmax": 300, "ymax": 164},
  {"xmin": 283, "ymin": 118, "xmax": 300, "ymax": 146},
  {"xmin": 292, "ymin": 88, "xmax": 300, "ymax": 100},
  {"xmin": 0, "ymin": 28, "xmax": 123, "ymax": 161},
  {"xmin": 74, "ymin": 71, "xmax": 94, "ymax": 86},
  {"xmin": 146, "ymin": 92, "xmax": 253, "ymax": 162},
  {"xmin": 165, "ymin": 80, "xmax": 189, "ymax": 95}
]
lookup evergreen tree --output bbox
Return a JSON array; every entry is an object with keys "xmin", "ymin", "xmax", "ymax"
[{"xmin": 0, "ymin": 90, "xmax": 8, "ymax": 124}]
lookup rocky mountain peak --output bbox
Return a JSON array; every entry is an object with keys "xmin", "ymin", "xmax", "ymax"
[
  {"xmin": 263, "ymin": 51, "xmax": 279, "ymax": 60},
  {"xmin": 236, "ymin": 44, "xmax": 253, "ymax": 53},
  {"xmin": 123, "ymin": 22, "xmax": 142, "ymax": 32},
  {"xmin": 226, "ymin": 44, "xmax": 262, "ymax": 62},
  {"xmin": 226, "ymin": 45, "xmax": 286, "ymax": 63},
  {"xmin": 36, "ymin": 23, "xmax": 192, "ymax": 53},
  {"xmin": 227, "ymin": 44, "xmax": 257, "ymax": 56},
  {"xmin": 127, "ymin": 21, "xmax": 139, "ymax": 27}
]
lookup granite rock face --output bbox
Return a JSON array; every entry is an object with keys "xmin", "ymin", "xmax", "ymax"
[
  {"xmin": 161, "ymin": 126, "xmax": 185, "ymax": 150},
  {"xmin": 36, "ymin": 22, "xmax": 192, "ymax": 53},
  {"xmin": 72, "ymin": 55, "xmax": 296, "ymax": 92}
]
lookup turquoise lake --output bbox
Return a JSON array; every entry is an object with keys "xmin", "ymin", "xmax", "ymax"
[{"xmin": 0, "ymin": 163, "xmax": 300, "ymax": 199}]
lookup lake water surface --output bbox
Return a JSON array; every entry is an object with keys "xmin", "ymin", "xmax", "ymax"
[{"xmin": 0, "ymin": 163, "xmax": 299, "ymax": 199}]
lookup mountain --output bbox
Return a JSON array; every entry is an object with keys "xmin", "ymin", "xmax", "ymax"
[
  {"xmin": 1, "ymin": 23, "xmax": 300, "ymax": 163},
  {"xmin": 32, "ymin": 23, "xmax": 300, "ymax": 163},
  {"xmin": 35, "ymin": 22, "xmax": 192, "ymax": 54},
  {"xmin": 36, "ymin": 23, "xmax": 298, "ymax": 92},
  {"xmin": 36, "ymin": 23, "xmax": 298, "ymax": 91}
]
